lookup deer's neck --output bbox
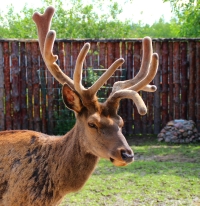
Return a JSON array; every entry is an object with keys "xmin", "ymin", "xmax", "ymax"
[{"xmin": 54, "ymin": 125, "xmax": 99, "ymax": 195}]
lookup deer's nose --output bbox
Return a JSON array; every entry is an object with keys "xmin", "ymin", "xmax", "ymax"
[{"xmin": 121, "ymin": 150, "xmax": 134, "ymax": 163}]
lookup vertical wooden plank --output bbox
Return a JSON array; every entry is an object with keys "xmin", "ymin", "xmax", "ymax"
[
  {"xmin": 120, "ymin": 42, "xmax": 128, "ymax": 134},
  {"xmin": 173, "ymin": 41, "xmax": 181, "ymax": 119},
  {"xmin": 31, "ymin": 42, "xmax": 40, "ymax": 132},
  {"xmin": 141, "ymin": 41, "xmax": 147, "ymax": 135},
  {"xmin": 180, "ymin": 41, "xmax": 188, "ymax": 120},
  {"xmin": 99, "ymin": 42, "xmax": 107, "ymax": 70},
  {"xmin": 72, "ymin": 42, "xmax": 79, "ymax": 76},
  {"xmin": 114, "ymin": 41, "xmax": 123, "ymax": 120},
  {"xmin": 161, "ymin": 41, "xmax": 169, "ymax": 127},
  {"xmin": 4, "ymin": 42, "xmax": 12, "ymax": 130},
  {"xmin": 46, "ymin": 56, "xmax": 54, "ymax": 134},
  {"xmin": 114, "ymin": 42, "xmax": 120, "ymax": 81},
  {"xmin": 91, "ymin": 42, "xmax": 99, "ymax": 69},
  {"xmin": 20, "ymin": 42, "xmax": 28, "ymax": 129},
  {"xmin": 51, "ymin": 41, "xmax": 59, "ymax": 134},
  {"xmin": 196, "ymin": 41, "xmax": 200, "ymax": 132},
  {"xmin": 63, "ymin": 41, "xmax": 75, "ymax": 134},
  {"xmin": 188, "ymin": 41, "xmax": 196, "ymax": 121},
  {"xmin": 40, "ymin": 55, "xmax": 47, "ymax": 134},
  {"xmin": 58, "ymin": 41, "xmax": 65, "ymax": 113},
  {"xmin": 107, "ymin": 42, "xmax": 115, "ymax": 95},
  {"xmin": 26, "ymin": 42, "xmax": 33, "ymax": 130},
  {"xmin": 133, "ymin": 41, "xmax": 141, "ymax": 134},
  {"xmin": 154, "ymin": 41, "xmax": 161, "ymax": 134},
  {"xmin": 146, "ymin": 40, "xmax": 154, "ymax": 134},
  {"xmin": 53, "ymin": 41, "xmax": 59, "ymax": 132},
  {"xmin": 99, "ymin": 42, "xmax": 107, "ymax": 101},
  {"xmin": 141, "ymin": 91, "xmax": 147, "ymax": 134},
  {"xmin": 64, "ymin": 42, "xmax": 72, "ymax": 77},
  {"xmin": 90, "ymin": 42, "xmax": 100, "ymax": 95},
  {"xmin": 0, "ymin": 42, "xmax": 4, "ymax": 131},
  {"xmin": 47, "ymin": 69, "xmax": 53, "ymax": 134},
  {"xmin": 107, "ymin": 42, "xmax": 115, "ymax": 68},
  {"xmin": 147, "ymin": 90, "xmax": 153, "ymax": 134},
  {"xmin": 11, "ymin": 42, "xmax": 20, "ymax": 129},
  {"xmin": 126, "ymin": 42, "xmax": 134, "ymax": 134},
  {"xmin": 168, "ymin": 42, "xmax": 174, "ymax": 121}
]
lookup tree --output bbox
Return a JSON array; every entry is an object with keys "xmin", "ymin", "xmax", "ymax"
[
  {"xmin": 0, "ymin": 0, "xmax": 180, "ymax": 39},
  {"xmin": 163, "ymin": 0, "xmax": 200, "ymax": 37}
]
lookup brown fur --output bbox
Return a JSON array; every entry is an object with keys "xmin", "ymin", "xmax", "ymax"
[{"xmin": 0, "ymin": 102, "xmax": 133, "ymax": 206}]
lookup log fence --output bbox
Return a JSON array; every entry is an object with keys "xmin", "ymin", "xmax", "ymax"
[{"xmin": 0, "ymin": 38, "xmax": 200, "ymax": 135}]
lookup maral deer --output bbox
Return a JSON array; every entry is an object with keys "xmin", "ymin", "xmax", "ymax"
[{"xmin": 0, "ymin": 6, "xmax": 158, "ymax": 206}]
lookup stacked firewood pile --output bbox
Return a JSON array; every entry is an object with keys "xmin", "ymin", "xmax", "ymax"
[{"xmin": 157, "ymin": 119, "xmax": 200, "ymax": 143}]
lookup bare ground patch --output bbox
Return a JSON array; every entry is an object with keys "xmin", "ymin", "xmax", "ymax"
[{"xmin": 134, "ymin": 153, "xmax": 200, "ymax": 163}]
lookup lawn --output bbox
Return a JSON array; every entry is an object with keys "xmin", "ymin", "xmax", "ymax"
[{"xmin": 60, "ymin": 136, "xmax": 200, "ymax": 206}]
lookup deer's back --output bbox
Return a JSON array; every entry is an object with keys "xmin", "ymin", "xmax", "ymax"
[{"xmin": 0, "ymin": 130, "xmax": 63, "ymax": 206}]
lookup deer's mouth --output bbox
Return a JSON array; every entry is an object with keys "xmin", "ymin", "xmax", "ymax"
[{"xmin": 110, "ymin": 157, "xmax": 131, "ymax": 167}]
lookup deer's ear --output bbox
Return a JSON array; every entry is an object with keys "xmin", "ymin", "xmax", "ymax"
[{"xmin": 62, "ymin": 84, "xmax": 83, "ymax": 113}]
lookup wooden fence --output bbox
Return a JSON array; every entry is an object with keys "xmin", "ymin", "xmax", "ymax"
[{"xmin": 0, "ymin": 38, "xmax": 200, "ymax": 135}]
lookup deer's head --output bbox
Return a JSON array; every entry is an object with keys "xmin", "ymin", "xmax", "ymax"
[{"xmin": 32, "ymin": 6, "xmax": 158, "ymax": 167}]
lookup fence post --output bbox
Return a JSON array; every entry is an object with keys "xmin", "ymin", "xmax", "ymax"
[
  {"xmin": 26, "ymin": 42, "xmax": 33, "ymax": 130},
  {"xmin": 31, "ymin": 42, "xmax": 40, "ymax": 132},
  {"xmin": 168, "ymin": 42, "xmax": 174, "ymax": 121},
  {"xmin": 20, "ymin": 42, "xmax": 28, "ymax": 129},
  {"xmin": 0, "ymin": 42, "xmax": 4, "ymax": 131},
  {"xmin": 173, "ymin": 42, "xmax": 181, "ymax": 119},
  {"xmin": 180, "ymin": 41, "xmax": 188, "ymax": 120},
  {"xmin": 154, "ymin": 41, "xmax": 161, "ymax": 134},
  {"xmin": 133, "ymin": 41, "xmax": 141, "ymax": 134},
  {"xmin": 120, "ymin": 42, "xmax": 128, "ymax": 135},
  {"xmin": 127, "ymin": 42, "xmax": 134, "ymax": 134},
  {"xmin": 11, "ymin": 41, "xmax": 21, "ymax": 130},
  {"xmin": 3, "ymin": 42, "xmax": 12, "ymax": 130},
  {"xmin": 161, "ymin": 41, "xmax": 169, "ymax": 127},
  {"xmin": 196, "ymin": 41, "xmax": 200, "ymax": 132},
  {"xmin": 188, "ymin": 41, "xmax": 196, "ymax": 121}
]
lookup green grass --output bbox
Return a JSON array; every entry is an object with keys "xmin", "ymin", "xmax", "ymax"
[{"xmin": 60, "ymin": 139, "xmax": 200, "ymax": 206}]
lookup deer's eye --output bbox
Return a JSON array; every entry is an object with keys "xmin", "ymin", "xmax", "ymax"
[{"xmin": 88, "ymin": 123, "xmax": 97, "ymax": 129}]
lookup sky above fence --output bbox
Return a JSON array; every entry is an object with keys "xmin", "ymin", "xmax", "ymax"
[{"xmin": 1, "ymin": 0, "xmax": 173, "ymax": 26}]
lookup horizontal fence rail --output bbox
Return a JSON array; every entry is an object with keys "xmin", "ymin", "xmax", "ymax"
[{"xmin": 0, "ymin": 38, "xmax": 200, "ymax": 135}]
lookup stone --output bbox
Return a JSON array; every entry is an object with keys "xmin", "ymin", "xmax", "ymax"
[
  {"xmin": 158, "ymin": 138, "xmax": 164, "ymax": 142},
  {"xmin": 165, "ymin": 137, "xmax": 171, "ymax": 142},
  {"xmin": 157, "ymin": 119, "xmax": 199, "ymax": 143},
  {"xmin": 167, "ymin": 121, "xmax": 174, "ymax": 126},
  {"xmin": 182, "ymin": 132, "xmax": 188, "ymax": 137},
  {"xmin": 158, "ymin": 133, "xmax": 164, "ymax": 138},
  {"xmin": 166, "ymin": 132, "xmax": 172, "ymax": 136}
]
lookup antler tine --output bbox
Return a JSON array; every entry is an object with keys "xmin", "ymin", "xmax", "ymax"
[
  {"xmin": 88, "ymin": 58, "xmax": 125, "ymax": 96},
  {"xmin": 128, "ymin": 53, "xmax": 158, "ymax": 92},
  {"xmin": 32, "ymin": 6, "xmax": 74, "ymax": 89},
  {"xmin": 73, "ymin": 43, "xmax": 90, "ymax": 94},
  {"xmin": 106, "ymin": 90, "xmax": 147, "ymax": 115},
  {"xmin": 74, "ymin": 42, "xmax": 125, "ymax": 97},
  {"xmin": 106, "ymin": 37, "xmax": 159, "ymax": 115},
  {"xmin": 111, "ymin": 37, "xmax": 153, "ymax": 94},
  {"xmin": 32, "ymin": 6, "xmax": 54, "ymax": 55}
]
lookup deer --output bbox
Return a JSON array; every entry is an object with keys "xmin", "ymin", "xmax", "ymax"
[{"xmin": 0, "ymin": 6, "xmax": 158, "ymax": 206}]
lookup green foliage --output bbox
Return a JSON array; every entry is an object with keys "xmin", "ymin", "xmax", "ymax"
[
  {"xmin": 163, "ymin": 0, "xmax": 200, "ymax": 37},
  {"xmin": 0, "ymin": 0, "xmax": 180, "ymax": 39},
  {"xmin": 132, "ymin": 17, "xmax": 180, "ymax": 38},
  {"xmin": 53, "ymin": 109, "xmax": 76, "ymax": 135},
  {"xmin": 84, "ymin": 68, "xmax": 99, "ymax": 87}
]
